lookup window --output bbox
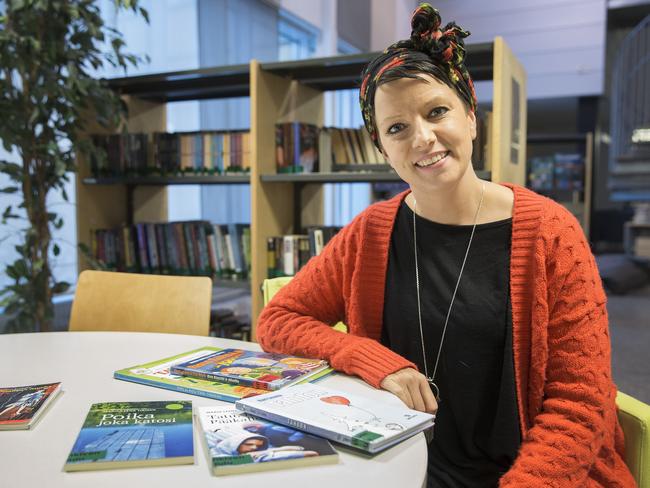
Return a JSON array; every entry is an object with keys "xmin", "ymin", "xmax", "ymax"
[{"xmin": 278, "ymin": 10, "xmax": 318, "ymax": 61}]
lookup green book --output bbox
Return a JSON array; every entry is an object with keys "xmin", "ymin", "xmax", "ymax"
[
  {"xmin": 64, "ymin": 401, "xmax": 194, "ymax": 471},
  {"xmin": 114, "ymin": 347, "xmax": 333, "ymax": 403}
]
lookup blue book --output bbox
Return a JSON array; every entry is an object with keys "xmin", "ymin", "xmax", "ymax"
[{"xmin": 64, "ymin": 401, "xmax": 194, "ymax": 471}]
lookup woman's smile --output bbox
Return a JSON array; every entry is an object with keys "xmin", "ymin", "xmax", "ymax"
[{"xmin": 414, "ymin": 150, "xmax": 450, "ymax": 169}]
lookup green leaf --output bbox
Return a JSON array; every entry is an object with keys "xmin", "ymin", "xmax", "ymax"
[
  {"xmin": 52, "ymin": 281, "xmax": 70, "ymax": 294},
  {"xmin": 139, "ymin": 7, "xmax": 149, "ymax": 24},
  {"xmin": 0, "ymin": 187, "xmax": 18, "ymax": 194},
  {"xmin": 53, "ymin": 244, "xmax": 60, "ymax": 256}
]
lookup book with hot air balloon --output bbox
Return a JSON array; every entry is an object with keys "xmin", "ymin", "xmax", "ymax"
[{"xmin": 235, "ymin": 383, "xmax": 435, "ymax": 454}]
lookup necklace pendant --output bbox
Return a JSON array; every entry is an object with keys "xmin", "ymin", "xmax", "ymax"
[{"xmin": 428, "ymin": 380, "xmax": 441, "ymax": 403}]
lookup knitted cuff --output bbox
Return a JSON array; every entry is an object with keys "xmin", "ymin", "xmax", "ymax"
[{"xmin": 341, "ymin": 338, "xmax": 418, "ymax": 389}]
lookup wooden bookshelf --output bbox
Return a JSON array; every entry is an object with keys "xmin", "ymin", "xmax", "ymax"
[
  {"xmin": 77, "ymin": 39, "xmax": 527, "ymax": 340},
  {"xmin": 83, "ymin": 175, "xmax": 251, "ymax": 185}
]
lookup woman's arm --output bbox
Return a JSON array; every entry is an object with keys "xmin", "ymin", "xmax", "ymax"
[
  {"xmin": 257, "ymin": 213, "xmax": 416, "ymax": 389},
  {"xmin": 500, "ymin": 208, "xmax": 619, "ymax": 487}
]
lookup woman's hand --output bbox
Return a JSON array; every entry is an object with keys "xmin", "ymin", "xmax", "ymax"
[{"xmin": 380, "ymin": 368, "xmax": 438, "ymax": 414}]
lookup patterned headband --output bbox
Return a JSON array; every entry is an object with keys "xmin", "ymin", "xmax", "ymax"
[{"xmin": 359, "ymin": 3, "xmax": 478, "ymax": 149}]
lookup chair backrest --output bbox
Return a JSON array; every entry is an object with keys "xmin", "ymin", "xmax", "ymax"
[
  {"xmin": 262, "ymin": 277, "xmax": 347, "ymax": 333},
  {"xmin": 262, "ymin": 276, "xmax": 294, "ymax": 305},
  {"xmin": 617, "ymin": 391, "xmax": 650, "ymax": 488},
  {"xmin": 69, "ymin": 270, "xmax": 212, "ymax": 336}
]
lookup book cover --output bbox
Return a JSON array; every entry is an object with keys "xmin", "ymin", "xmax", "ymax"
[
  {"xmin": 64, "ymin": 401, "xmax": 193, "ymax": 471},
  {"xmin": 114, "ymin": 347, "xmax": 333, "ymax": 403},
  {"xmin": 0, "ymin": 382, "xmax": 61, "ymax": 430},
  {"xmin": 170, "ymin": 349, "xmax": 329, "ymax": 391},
  {"xmin": 197, "ymin": 405, "xmax": 337, "ymax": 475},
  {"xmin": 236, "ymin": 383, "xmax": 435, "ymax": 454}
]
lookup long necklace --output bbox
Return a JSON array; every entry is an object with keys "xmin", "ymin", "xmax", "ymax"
[{"xmin": 413, "ymin": 182, "xmax": 485, "ymax": 403}]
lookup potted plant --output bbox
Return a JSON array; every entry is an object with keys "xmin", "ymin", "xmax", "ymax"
[{"xmin": 0, "ymin": 0, "xmax": 148, "ymax": 332}]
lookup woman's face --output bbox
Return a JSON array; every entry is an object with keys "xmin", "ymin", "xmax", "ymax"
[{"xmin": 374, "ymin": 74, "xmax": 476, "ymax": 192}]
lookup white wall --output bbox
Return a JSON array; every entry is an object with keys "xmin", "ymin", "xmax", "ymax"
[
  {"xmin": 371, "ymin": 0, "xmax": 418, "ymax": 50},
  {"xmin": 430, "ymin": 0, "xmax": 607, "ymax": 99}
]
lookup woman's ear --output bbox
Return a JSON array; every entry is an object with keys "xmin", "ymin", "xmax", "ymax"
[{"xmin": 468, "ymin": 110, "xmax": 477, "ymax": 141}]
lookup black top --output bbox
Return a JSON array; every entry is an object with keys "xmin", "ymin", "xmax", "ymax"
[{"xmin": 381, "ymin": 200, "xmax": 521, "ymax": 488}]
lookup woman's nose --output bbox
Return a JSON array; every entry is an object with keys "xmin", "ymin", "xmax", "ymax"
[{"xmin": 412, "ymin": 119, "xmax": 436, "ymax": 150}]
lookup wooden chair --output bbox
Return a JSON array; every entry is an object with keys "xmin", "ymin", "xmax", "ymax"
[
  {"xmin": 69, "ymin": 270, "xmax": 212, "ymax": 336},
  {"xmin": 617, "ymin": 391, "xmax": 650, "ymax": 488},
  {"xmin": 262, "ymin": 277, "xmax": 347, "ymax": 333}
]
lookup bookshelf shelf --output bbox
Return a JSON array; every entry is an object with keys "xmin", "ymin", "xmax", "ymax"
[
  {"xmin": 82, "ymin": 175, "xmax": 251, "ymax": 185},
  {"xmin": 213, "ymin": 278, "xmax": 251, "ymax": 290},
  {"xmin": 260, "ymin": 170, "xmax": 492, "ymax": 184},
  {"xmin": 106, "ymin": 46, "xmax": 495, "ymax": 102},
  {"xmin": 78, "ymin": 38, "xmax": 527, "ymax": 340}
]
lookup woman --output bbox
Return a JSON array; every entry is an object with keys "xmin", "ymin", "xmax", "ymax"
[{"xmin": 257, "ymin": 4, "xmax": 635, "ymax": 487}]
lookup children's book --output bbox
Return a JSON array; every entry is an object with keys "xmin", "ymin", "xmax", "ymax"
[
  {"xmin": 197, "ymin": 405, "xmax": 338, "ymax": 475},
  {"xmin": 0, "ymin": 382, "xmax": 62, "ymax": 430},
  {"xmin": 114, "ymin": 347, "xmax": 333, "ymax": 402},
  {"xmin": 236, "ymin": 383, "xmax": 435, "ymax": 454},
  {"xmin": 64, "ymin": 401, "xmax": 194, "ymax": 471},
  {"xmin": 170, "ymin": 348, "xmax": 329, "ymax": 391}
]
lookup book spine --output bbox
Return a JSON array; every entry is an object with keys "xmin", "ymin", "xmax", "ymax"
[
  {"xmin": 113, "ymin": 372, "xmax": 240, "ymax": 403},
  {"xmin": 168, "ymin": 367, "xmax": 266, "ymax": 389},
  {"xmin": 235, "ymin": 402, "xmax": 357, "ymax": 449}
]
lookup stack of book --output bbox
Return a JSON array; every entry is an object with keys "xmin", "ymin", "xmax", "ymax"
[
  {"xmin": 91, "ymin": 221, "xmax": 251, "ymax": 279},
  {"xmin": 114, "ymin": 347, "xmax": 333, "ymax": 403},
  {"xmin": 90, "ymin": 130, "xmax": 251, "ymax": 178},
  {"xmin": 236, "ymin": 383, "xmax": 435, "ymax": 455},
  {"xmin": 266, "ymin": 226, "xmax": 341, "ymax": 278}
]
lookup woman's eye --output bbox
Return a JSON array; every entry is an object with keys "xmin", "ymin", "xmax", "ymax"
[
  {"xmin": 429, "ymin": 107, "xmax": 448, "ymax": 117},
  {"xmin": 387, "ymin": 123, "xmax": 405, "ymax": 135}
]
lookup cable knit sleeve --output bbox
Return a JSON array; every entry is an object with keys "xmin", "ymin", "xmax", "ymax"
[
  {"xmin": 500, "ymin": 205, "xmax": 622, "ymax": 487},
  {"xmin": 257, "ymin": 210, "xmax": 416, "ymax": 388}
]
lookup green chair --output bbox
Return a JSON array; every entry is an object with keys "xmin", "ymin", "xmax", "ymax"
[
  {"xmin": 262, "ymin": 277, "xmax": 347, "ymax": 333},
  {"xmin": 617, "ymin": 391, "xmax": 650, "ymax": 488}
]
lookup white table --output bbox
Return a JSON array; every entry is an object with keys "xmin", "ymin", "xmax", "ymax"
[{"xmin": 0, "ymin": 332, "xmax": 427, "ymax": 488}]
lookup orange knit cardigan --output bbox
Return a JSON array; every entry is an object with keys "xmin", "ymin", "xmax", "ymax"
[{"xmin": 258, "ymin": 184, "xmax": 636, "ymax": 487}]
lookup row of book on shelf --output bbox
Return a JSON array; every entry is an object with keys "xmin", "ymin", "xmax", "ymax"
[
  {"xmin": 92, "ymin": 221, "xmax": 251, "ymax": 279},
  {"xmin": 88, "ymin": 111, "xmax": 491, "ymax": 179},
  {"xmin": 90, "ymin": 130, "xmax": 251, "ymax": 178},
  {"xmin": 276, "ymin": 113, "xmax": 490, "ymax": 175},
  {"xmin": 92, "ymin": 221, "xmax": 342, "ymax": 280},
  {"xmin": 3, "ymin": 347, "xmax": 434, "ymax": 476},
  {"xmin": 267, "ymin": 226, "xmax": 341, "ymax": 278}
]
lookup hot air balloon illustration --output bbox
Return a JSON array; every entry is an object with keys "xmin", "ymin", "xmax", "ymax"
[{"xmin": 320, "ymin": 395, "xmax": 381, "ymax": 425}]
